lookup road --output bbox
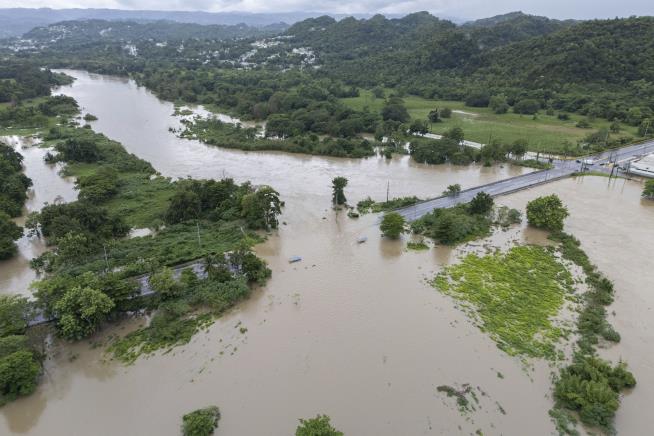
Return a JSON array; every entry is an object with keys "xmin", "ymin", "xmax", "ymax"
[{"xmin": 396, "ymin": 140, "xmax": 654, "ymax": 222}]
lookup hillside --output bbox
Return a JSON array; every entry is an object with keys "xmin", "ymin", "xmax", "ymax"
[{"xmin": 23, "ymin": 19, "xmax": 287, "ymax": 44}]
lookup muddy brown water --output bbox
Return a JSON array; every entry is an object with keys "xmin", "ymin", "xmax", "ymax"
[
  {"xmin": 0, "ymin": 136, "xmax": 77, "ymax": 296},
  {"xmin": 0, "ymin": 70, "xmax": 651, "ymax": 435}
]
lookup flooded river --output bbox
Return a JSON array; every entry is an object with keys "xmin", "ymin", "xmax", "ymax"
[
  {"xmin": 0, "ymin": 70, "xmax": 652, "ymax": 435},
  {"xmin": 0, "ymin": 136, "xmax": 77, "ymax": 296}
]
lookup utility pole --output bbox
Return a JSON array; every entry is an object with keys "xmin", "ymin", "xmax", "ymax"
[
  {"xmin": 196, "ymin": 221, "xmax": 201, "ymax": 248},
  {"xmin": 103, "ymin": 244, "xmax": 109, "ymax": 271},
  {"xmin": 386, "ymin": 180, "xmax": 390, "ymax": 203}
]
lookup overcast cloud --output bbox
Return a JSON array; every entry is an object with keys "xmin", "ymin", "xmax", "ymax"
[{"xmin": 0, "ymin": 0, "xmax": 651, "ymax": 20}]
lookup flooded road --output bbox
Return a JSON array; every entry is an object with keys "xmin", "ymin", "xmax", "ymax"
[
  {"xmin": 0, "ymin": 70, "xmax": 651, "ymax": 435},
  {"xmin": 0, "ymin": 136, "xmax": 77, "ymax": 296}
]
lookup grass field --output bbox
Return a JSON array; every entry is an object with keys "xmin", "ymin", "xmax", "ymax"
[{"xmin": 341, "ymin": 90, "xmax": 638, "ymax": 154}]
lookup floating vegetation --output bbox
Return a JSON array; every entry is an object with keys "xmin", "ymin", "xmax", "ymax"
[
  {"xmin": 434, "ymin": 245, "xmax": 574, "ymax": 359},
  {"xmin": 406, "ymin": 240, "xmax": 429, "ymax": 250},
  {"xmin": 436, "ymin": 384, "xmax": 477, "ymax": 414}
]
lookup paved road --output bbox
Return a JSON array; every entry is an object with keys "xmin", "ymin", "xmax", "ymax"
[{"xmin": 396, "ymin": 140, "xmax": 654, "ymax": 222}]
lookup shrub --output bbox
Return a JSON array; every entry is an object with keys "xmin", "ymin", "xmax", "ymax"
[
  {"xmin": 182, "ymin": 406, "xmax": 220, "ymax": 436},
  {"xmin": 468, "ymin": 192, "xmax": 493, "ymax": 215}
]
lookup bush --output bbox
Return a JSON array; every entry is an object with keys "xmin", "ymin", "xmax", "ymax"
[
  {"xmin": 468, "ymin": 192, "xmax": 493, "ymax": 215},
  {"xmin": 526, "ymin": 194, "xmax": 569, "ymax": 232},
  {"xmin": 380, "ymin": 212, "xmax": 405, "ymax": 238},
  {"xmin": 182, "ymin": 406, "xmax": 220, "ymax": 436},
  {"xmin": 514, "ymin": 99, "xmax": 541, "ymax": 115},
  {"xmin": 296, "ymin": 415, "xmax": 343, "ymax": 436},
  {"xmin": 554, "ymin": 356, "xmax": 635, "ymax": 430}
]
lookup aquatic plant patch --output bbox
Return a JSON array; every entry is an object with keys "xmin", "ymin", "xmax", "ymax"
[{"xmin": 434, "ymin": 245, "xmax": 574, "ymax": 359}]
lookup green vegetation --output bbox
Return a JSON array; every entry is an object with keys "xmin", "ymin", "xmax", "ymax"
[
  {"xmin": 642, "ymin": 180, "xmax": 654, "ymax": 199},
  {"xmin": 443, "ymin": 184, "xmax": 461, "ymax": 197},
  {"xmin": 296, "ymin": 415, "xmax": 343, "ymax": 436},
  {"xmin": 182, "ymin": 406, "xmax": 220, "ymax": 436},
  {"xmin": 0, "ymin": 295, "xmax": 41, "ymax": 406},
  {"xmin": 434, "ymin": 245, "xmax": 573, "ymax": 359},
  {"xmin": 406, "ymin": 240, "xmax": 429, "ymax": 250},
  {"xmin": 356, "ymin": 196, "xmax": 421, "ymax": 214},
  {"xmin": 547, "ymin": 229, "xmax": 635, "ymax": 433},
  {"xmin": 436, "ymin": 384, "xmax": 478, "ymax": 413},
  {"xmin": 380, "ymin": 212, "xmax": 405, "ymax": 239},
  {"xmin": 412, "ymin": 193, "xmax": 520, "ymax": 245},
  {"xmin": 331, "ymin": 177, "xmax": 348, "ymax": 205},
  {"xmin": 526, "ymin": 194, "xmax": 569, "ymax": 232},
  {"xmin": 16, "ymin": 120, "xmax": 276, "ymax": 369},
  {"xmin": 181, "ymin": 117, "xmax": 377, "ymax": 158}
]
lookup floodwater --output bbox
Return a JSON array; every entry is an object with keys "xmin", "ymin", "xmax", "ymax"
[
  {"xmin": 0, "ymin": 70, "xmax": 651, "ymax": 435},
  {"xmin": 0, "ymin": 136, "xmax": 77, "ymax": 296}
]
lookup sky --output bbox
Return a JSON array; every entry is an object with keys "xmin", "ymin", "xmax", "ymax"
[{"xmin": 0, "ymin": 0, "xmax": 651, "ymax": 20}]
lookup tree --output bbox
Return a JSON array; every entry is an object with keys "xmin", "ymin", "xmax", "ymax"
[
  {"xmin": 182, "ymin": 406, "xmax": 220, "ymax": 436},
  {"xmin": 440, "ymin": 107, "xmax": 452, "ymax": 118},
  {"xmin": 526, "ymin": 194, "xmax": 569, "ymax": 231},
  {"xmin": 371, "ymin": 86, "xmax": 385, "ymax": 99},
  {"xmin": 465, "ymin": 91, "xmax": 490, "ymax": 107},
  {"xmin": 380, "ymin": 212, "xmax": 405, "ymax": 238},
  {"xmin": 0, "ymin": 212, "xmax": 22, "ymax": 260},
  {"xmin": 54, "ymin": 286, "xmax": 115, "ymax": 340},
  {"xmin": 149, "ymin": 267, "xmax": 182, "ymax": 299},
  {"xmin": 241, "ymin": 185, "xmax": 282, "ymax": 230},
  {"xmin": 443, "ymin": 184, "xmax": 461, "ymax": 197},
  {"xmin": 468, "ymin": 192, "xmax": 494, "ymax": 215},
  {"xmin": 165, "ymin": 189, "xmax": 201, "ymax": 224},
  {"xmin": 489, "ymin": 95, "xmax": 510, "ymax": 114},
  {"xmin": 0, "ymin": 350, "xmax": 40, "ymax": 405},
  {"xmin": 0, "ymin": 295, "xmax": 28, "ymax": 337},
  {"xmin": 381, "ymin": 97, "xmax": 410, "ymax": 123},
  {"xmin": 642, "ymin": 180, "xmax": 654, "ymax": 199},
  {"xmin": 296, "ymin": 414, "xmax": 343, "ymax": 436},
  {"xmin": 428, "ymin": 109, "xmax": 440, "ymax": 124},
  {"xmin": 408, "ymin": 119, "xmax": 428, "ymax": 134},
  {"xmin": 508, "ymin": 140, "xmax": 527, "ymax": 159},
  {"xmin": 514, "ymin": 99, "xmax": 541, "ymax": 115},
  {"xmin": 331, "ymin": 177, "xmax": 348, "ymax": 205},
  {"xmin": 443, "ymin": 127, "xmax": 464, "ymax": 144}
]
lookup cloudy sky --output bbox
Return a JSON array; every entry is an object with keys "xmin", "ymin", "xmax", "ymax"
[{"xmin": 0, "ymin": 0, "xmax": 651, "ymax": 20}]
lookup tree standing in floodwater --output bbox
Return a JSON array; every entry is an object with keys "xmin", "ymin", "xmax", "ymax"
[{"xmin": 332, "ymin": 177, "xmax": 348, "ymax": 205}]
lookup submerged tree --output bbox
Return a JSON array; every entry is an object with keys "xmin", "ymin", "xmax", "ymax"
[
  {"xmin": 332, "ymin": 177, "xmax": 348, "ymax": 205},
  {"xmin": 296, "ymin": 414, "xmax": 343, "ymax": 436},
  {"xmin": 241, "ymin": 185, "xmax": 282, "ymax": 230},
  {"xmin": 642, "ymin": 180, "xmax": 654, "ymax": 199},
  {"xmin": 526, "ymin": 194, "xmax": 569, "ymax": 231},
  {"xmin": 182, "ymin": 406, "xmax": 220, "ymax": 436},
  {"xmin": 380, "ymin": 212, "xmax": 406, "ymax": 239}
]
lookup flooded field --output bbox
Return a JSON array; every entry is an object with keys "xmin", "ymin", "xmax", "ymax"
[{"xmin": 0, "ymin": 70, "xmax": 652, "ymax": 435}]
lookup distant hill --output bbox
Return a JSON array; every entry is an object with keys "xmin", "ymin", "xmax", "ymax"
[
  {"xmin": 23, "ymin": 19, "xmax": 287, "ymax": 44},
  {"xmin": 0, "ymin": 8, "xmax": 417, "ymax": 38},
  {"xmin": 462, "ymin": 11, "xmax": 577, "ymax": 48}
]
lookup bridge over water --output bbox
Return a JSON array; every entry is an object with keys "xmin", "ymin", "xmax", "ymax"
[{"xmin": 396, "ymin": 140, "xmax": 654, "ymax": 222}]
